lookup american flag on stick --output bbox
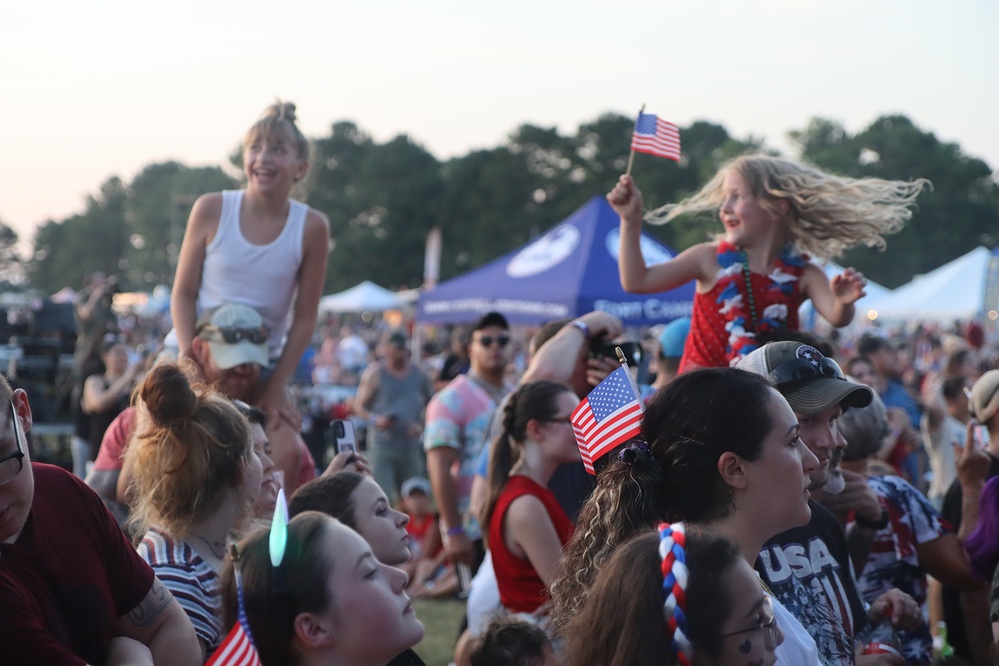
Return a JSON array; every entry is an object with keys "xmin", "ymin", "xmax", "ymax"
[
  {"xmin": 631, "ymin": 112, "xmax": 681, "ymax": 162},
  {"xmin": 571, "ymin": 365, "xmax": 645, "ymax": 474}
]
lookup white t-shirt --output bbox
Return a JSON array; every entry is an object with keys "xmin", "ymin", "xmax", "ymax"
[{"xmin": 921, "ymin": 412, "xmax": 965, "ymax": 502}]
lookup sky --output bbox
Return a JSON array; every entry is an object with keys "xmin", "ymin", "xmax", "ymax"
[{"xmin": 2, "ymin": 0, "xmax": 997, "ymax": 250}]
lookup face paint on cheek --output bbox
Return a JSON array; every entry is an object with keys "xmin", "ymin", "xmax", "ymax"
[{"xmin": 738, "ymin": 640, "xmax": 752, "ymax": 655}]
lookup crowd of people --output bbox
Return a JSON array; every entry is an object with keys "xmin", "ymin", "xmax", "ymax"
[{"xmin": 2, "ymin": 100, "xmax": 999, "ymax": 666}]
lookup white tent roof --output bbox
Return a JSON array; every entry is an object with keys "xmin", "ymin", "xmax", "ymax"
[
  {"xmin": 319, "ymin": 281, "xmax": 406, "ymax": 313},
  {"xmin": 863, "ymin": 246, "xmax": 994, "ymax": 323}
]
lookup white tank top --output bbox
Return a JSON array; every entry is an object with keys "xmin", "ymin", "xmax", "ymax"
[{"xmin": 198, "ymin": 190, "xmax": 307, "ymax": 358}]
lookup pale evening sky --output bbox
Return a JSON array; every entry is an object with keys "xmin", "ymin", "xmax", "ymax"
[{"xmin": 2, "ymin": 0, "xmax": 996, "ymax": 250}]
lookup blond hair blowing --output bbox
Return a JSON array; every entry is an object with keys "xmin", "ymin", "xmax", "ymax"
[
  {"xmin": 126, "ymin": 363, "xmax": 252, "ymax": 540},
  {"xmin": 648, "ymin": 154, "xmax": 930, "ymax": 260}
]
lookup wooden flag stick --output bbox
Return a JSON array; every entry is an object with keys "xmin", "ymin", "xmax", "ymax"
[{"xmin": 624, "ymin": 103, "xmax": 645, "ymax": 177}]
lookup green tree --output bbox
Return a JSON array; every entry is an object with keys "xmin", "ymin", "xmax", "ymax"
[
  {"xmin": 791, "ymin": 115, "xmax": 999, "ymax": 287},
  {"xmin": 0, "ymin": 220, "xmax": 22, "ymax": 285},
  {"xmin": 29, "ymin": 177, "xmax": 129, "ymax": 294},
  {"xmin": 305, "ymin": 122, "xmax": 444, "ymax": 291},
  {"xmin": 126, "ymin": 162, "xmax": 237, "ymax": 288}
]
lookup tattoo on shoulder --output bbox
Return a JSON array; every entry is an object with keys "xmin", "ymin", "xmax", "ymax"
[{"xmin": 127, "ymin": 577, "xmax": 172, "ymax": 628}]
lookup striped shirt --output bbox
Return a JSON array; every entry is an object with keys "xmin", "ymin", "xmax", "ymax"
[{"xmin": 138, "ymin": 527, "xmax": 222, "ymax": 654}]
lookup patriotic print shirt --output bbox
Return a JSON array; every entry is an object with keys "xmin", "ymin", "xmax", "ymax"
[
  {"xmin": 138, "ymin": 527, "xmax": 222, "ymax": 655},
  {"xmin": 855, "ymin": 475, "xmax": 949, "ymax": 665}
]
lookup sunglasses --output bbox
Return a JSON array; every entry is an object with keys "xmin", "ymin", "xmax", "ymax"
[
  {"xmin": 199, "ymin": 324, "xmax": 269, "ymax": 345},
  {"xmin": 475, "ymin": 334, "xmax": 510, "ymax": 348},
  {"xmin": 769, "ymin": 355, "xmax": 845, "ymax": 387}
]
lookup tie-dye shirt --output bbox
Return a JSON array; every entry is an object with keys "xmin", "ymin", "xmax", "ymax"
[
  {"xmin": 855, "ymin": 475, "xmax": 949, "ymax": 665},
  {"xmin": 424, "ymin": 374, "xmax": 505, "ymax": 540}
]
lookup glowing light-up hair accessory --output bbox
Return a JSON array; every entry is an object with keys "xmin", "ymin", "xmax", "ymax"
[
  {"xmin": 658, "ymin": 521, "xmax": 692, "ymax": 666},
  {"xmin": 269, "ymin": 488, "xmax": 289, "ymax": 567}
]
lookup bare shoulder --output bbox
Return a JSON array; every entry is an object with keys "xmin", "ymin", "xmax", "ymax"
[
  {"xmin": 305, "ymin": 208, "xmax": 331, "ymax": 233},
  {"xmin": 684, "ymin": 241, "xmax": 723, "ymax": 284},
  {"xmin": 185, "ymin": 193, "xmax": 224, "ymax": 237},
  {"xmin": 798, "ymin": 261, "xmax": 828, "ymax": 295},
  {"xmin": 506, "ymin": 493, "xmax": 550, "ymax": 523}
]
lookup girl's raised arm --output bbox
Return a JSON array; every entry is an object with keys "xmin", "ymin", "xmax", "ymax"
[
  {"xmin": 610, "ymin": 175, "xmax": 714, "ymax": 294},
  {"xmin": 801, "ymin": 263, "xmax": 866, "ymax": 328}
]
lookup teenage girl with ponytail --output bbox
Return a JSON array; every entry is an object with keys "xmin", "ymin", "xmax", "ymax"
[{"xmin": 483, "ymin": 380, "xmax": 582, "ymax": 618}]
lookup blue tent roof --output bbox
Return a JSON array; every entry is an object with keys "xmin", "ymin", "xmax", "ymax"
[{"xmin": 418, "ymin": 196, "xmax": 694, "ymax": 326}]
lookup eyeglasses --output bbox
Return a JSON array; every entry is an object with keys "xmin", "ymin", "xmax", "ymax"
[
  {"xmin": 720, "ymin": 596, "xmax": 779, "ymax": 644},
  {"xmin": 475, "ymin": 334, "xmax": 510, "ymax": 348},
  {"xmin": 769, "ymin": 355, "xmax": 845, "ymax": 387},
  {"xmin": 198, "ymin": 325, "xmax": 270, "ymax": 345},
  {"xmin": 0, "ymin": 402, "xmax": 26, "ymax": 486}
]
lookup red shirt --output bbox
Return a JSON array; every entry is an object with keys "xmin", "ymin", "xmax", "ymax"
[
  {"xmin": 0, "ymin": 464, "xmax": 154, "ymax": 664},
  {"xmin": 681, "ymin": 256, "xmax": 804, "ymax": 372},
  {"xmin": 489, "ymin": 475, "xmax": 573, "ymax": 614}
]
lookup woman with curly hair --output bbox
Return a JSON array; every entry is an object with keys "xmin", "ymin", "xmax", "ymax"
[
  {"xmin": 610, "ymin": 154, "xmax": 929, "ymax": 370},
  {"xmin": 549, "ymin": 367, "xmax": 821, "ymax": 664},
  {"xmin": 125, "ymin": 363, "xmax": 262, "ymax": 661}
]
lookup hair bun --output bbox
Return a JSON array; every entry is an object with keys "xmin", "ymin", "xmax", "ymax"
[{"xmin": 140, "ymin": 364, "xmax": 198, "ymax": 425}]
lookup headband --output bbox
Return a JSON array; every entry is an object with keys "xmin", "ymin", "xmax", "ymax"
[{"xmin": 659, "ymin": 521, "xmax": 692, "ymax": 666}]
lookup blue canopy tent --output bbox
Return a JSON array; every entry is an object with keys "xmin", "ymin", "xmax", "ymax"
[{"xmin": 417, "ymin": 196, "xmax": 694, "ymax": 327}]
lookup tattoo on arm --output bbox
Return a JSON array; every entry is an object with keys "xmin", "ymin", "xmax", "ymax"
[{"xmin": 127, "ymin": 578, "xmax": 171, "ymax": 628}]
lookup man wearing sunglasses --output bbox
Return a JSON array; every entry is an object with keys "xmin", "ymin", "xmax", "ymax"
[
  {"xmin": 739, "ymin": 341, "xmax": 920, "ymax": 666},
  {"xmin": 425, "ymin": 311, "xmax": 512, "ymax": 570},
  {"xmin": 0, "ymin": 381, "xmax": 201, "ymax": 665}
]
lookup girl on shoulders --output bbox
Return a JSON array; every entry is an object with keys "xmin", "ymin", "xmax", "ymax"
[
  {"xmin": 609, "ymin": 155, "xmax": 927, "ymax": 371},
  {"xmin": 171, "ymin": 100, "xmax": 330, "ymax": 427}
]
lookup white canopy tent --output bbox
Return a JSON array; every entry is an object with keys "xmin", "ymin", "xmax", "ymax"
[
  {"xmin": 318, "ymin": 281, "xmax": 407, "ymax": 314},
  {"xmin": 863, "ymin": 246, "xmax": 996, "ymax": 323}
]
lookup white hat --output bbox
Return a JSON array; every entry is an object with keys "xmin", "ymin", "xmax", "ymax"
[{"xmin": 195, "ymin": 303, "xmax": 269, "ymax": 370}]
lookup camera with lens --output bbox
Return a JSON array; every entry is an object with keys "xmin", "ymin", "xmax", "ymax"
[{"xmin": 588, "ymin": 338, "xmax": 642, "ymax": 367}]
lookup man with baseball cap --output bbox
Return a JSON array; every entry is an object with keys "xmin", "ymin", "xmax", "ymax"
[
  {"xmin": 738, "ymin": 341, "xmax": 920, "ymax": 666},
  {"xmin": 940, "ymin": 369, "xmax": 999, "ymax": 664}
]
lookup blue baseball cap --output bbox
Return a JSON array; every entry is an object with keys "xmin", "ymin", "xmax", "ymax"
[{"xmin": 658, "ymin": 317, "xmax": 691, "ymax": 358}]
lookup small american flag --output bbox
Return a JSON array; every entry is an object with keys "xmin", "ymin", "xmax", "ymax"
[
  {"xmin": 571, "ymin": 365, "xmax": 645, "ymax": 474},
  {"xmin": 206, "ymin": 567, "xmax": 261, "ymax": 666},
  {"xmin": 631, "ymin": 112, "xmax": 681, "ymax": 162}
]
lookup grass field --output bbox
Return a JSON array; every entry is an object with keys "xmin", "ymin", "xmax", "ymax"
[{"xmin": 411, "ymin": 597, "xmax": 466, "ymax": 666}]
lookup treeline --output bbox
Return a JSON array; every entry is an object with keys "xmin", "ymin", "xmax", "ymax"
[{"xmin": 19, "ymin": 112, "xmax": 999, "ymax": 295}]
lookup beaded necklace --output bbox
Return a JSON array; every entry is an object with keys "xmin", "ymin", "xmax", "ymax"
[{"xmin": 715, "ymin": 241, "xmax": 808, "ymax": 361}]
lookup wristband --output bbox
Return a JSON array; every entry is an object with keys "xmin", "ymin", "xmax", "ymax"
[
  {"xmin": 445, "ymin": 525, "xmax": 466, "ymax": 537},
  {"xmin": 855, "ymin": 508, "xmax": 889, "ymax": 530},
  {"xmin": 571, "ymin": 320, "xmax": 591, "ymax": 339}
]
